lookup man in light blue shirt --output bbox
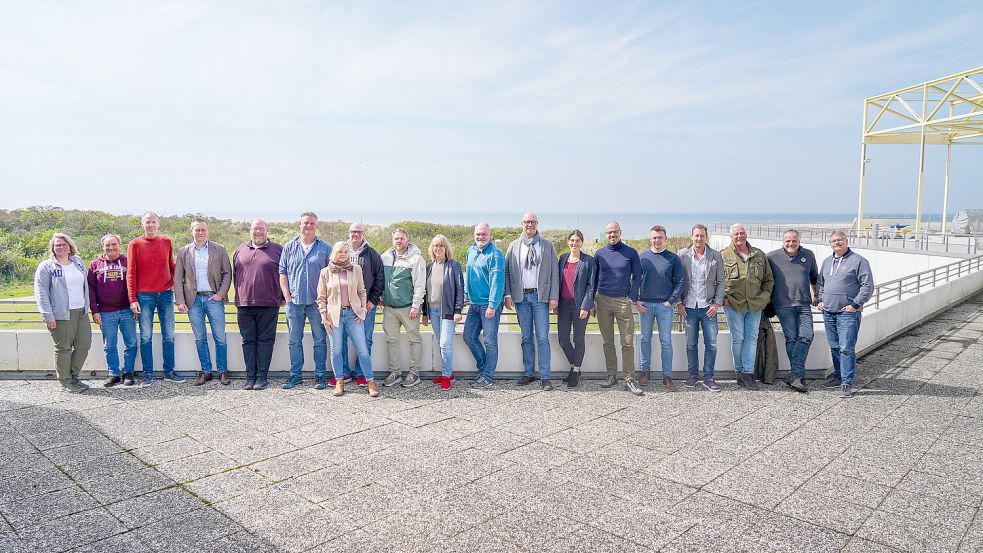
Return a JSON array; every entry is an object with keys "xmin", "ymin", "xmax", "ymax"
[{"xmin": 278, "ymin": 212, "xmax": 332, "ymax": 390}]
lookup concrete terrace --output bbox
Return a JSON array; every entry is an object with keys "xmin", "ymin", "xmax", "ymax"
[{"xmin": 2, "ymin": 295, "xmax": 982, "ymax": 553}]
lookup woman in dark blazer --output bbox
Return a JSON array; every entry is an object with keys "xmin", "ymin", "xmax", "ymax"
[{"xmin": 555, "ymin": 230, "xmax": 596, "ymax": 387}]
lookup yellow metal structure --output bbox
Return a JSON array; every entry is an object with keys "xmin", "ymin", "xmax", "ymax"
[{"xmin": 858, "ymin": 66, "xmax": 983, "ymax": 234}]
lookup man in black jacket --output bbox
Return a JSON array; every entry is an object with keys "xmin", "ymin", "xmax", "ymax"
[{"xmin": 341, "ymin": 223, "xmax": 385, "ymax": 385}]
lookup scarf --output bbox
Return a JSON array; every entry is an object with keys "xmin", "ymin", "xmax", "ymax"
[
  {"xmin": 329, "ymin": 261, "xmax": 353, "ymax": 273},
  {"xmin": 520, "ymin": 233, "xmax": 540, "ymax": 270},
  {"xmin": 348, "ymin": 240, "xmax": 368, "ymax": 265}
]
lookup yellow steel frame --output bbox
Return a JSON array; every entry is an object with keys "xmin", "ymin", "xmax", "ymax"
[{"xmin": 858, "ymin": 66, "xmax": 983, "ymax": 234}]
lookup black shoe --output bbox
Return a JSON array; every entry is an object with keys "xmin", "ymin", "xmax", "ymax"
[
  {"xmin": 517, "ymin": 375, "xmax": 536, "ymax": 386},
  {"xmin": 122, "ymin": 373, "xmax": 135, "ymax": 386},
  {"xmin": 253, "ymin": 379, "xmax": 268, "ymax": 390},
  {"xmin": 739, "ymin": 373, "xmax": 760, "ymax": 391},
  {"xmin": 822, "ymin": 376, "xmax": 842, "ymax": 389},
  {"xmin": 599, "ymin": 375, "xmax": 618, "ymax": 388},
  {"xmin": 567, "ymin": 371, "xmax": 580, "ymax": 388},
  {"xmin": 541, "ymin": 379, "xmax": 553, "ymax": 391},
  {"xmin": 562, "ymin": 369, "xmax": 573, "ymax": 383},
  {"xmin": 786, "ymin": 377, "xmax": 808, "ymax": 393},
  {"xmin": 164, "ymin": 372, "xmax": 186, "ymax": 383},
  {"xmin": 244, "ymin": 379, "xmax": 255, "ymax": 391},
  {"xmin": 103, "ymin": 376, "xmax": 122, "ymax": 388}
]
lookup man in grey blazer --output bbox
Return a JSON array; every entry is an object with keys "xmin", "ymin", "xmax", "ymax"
[
  {"xmin": 676, "ymin": 224, "xmax": 725, "ymax": 392},
  {"xmin": 174, "ymin": 218, "xmax": 233, "ymax": 386},
  {"xmin": 504, "ymin": 212, "xmax": 560, "ymax": 389}
]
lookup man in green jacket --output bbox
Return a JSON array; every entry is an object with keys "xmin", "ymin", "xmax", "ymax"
[
  {"xmin": 380, "ymin": 228, "xmax": 427, "ymax": 388},
  {"xmin": 722, "ymin": 223, "xmax": 774, "ymax": 391}
]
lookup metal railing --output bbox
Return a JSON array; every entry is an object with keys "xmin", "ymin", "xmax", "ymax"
[
  {"xmin": 5, "ymin": 254, "xmax": 981, "ymax": 329},
  {"xmin": 714, "ymin": 223, "xmax": 982, "ymax": 255}
]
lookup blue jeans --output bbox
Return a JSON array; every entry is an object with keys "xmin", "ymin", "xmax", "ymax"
[
  {"xmin": 429, "ymin": 307, "xmax": 456, "ymax": 377},
  {"xmin": 823, "ymin": 310, "xmax": 861, "ymax": 386},
  {"xmin": 285, "ymin": 302, "xmax": 327, "ymax": 378},
  {"xmin": 724, "ymin": 306, "xmax": 761, "ymax": 375},
  {"xmin": 341, "ymin": 306, "xmax": 377, "ymax": 378},
  {"xmin": 100, "ymin": 308, "xmax": 137, "ymax": 376},
  {"xmin": 329, "ymin": 309, "xmax": 373, "ymax": 380},
  {"xmin": 684, "ymin": 306, "xmax": 718, "ymax": 379},
  {"xmin": 463, "ymin": 304, "xmax": 502, "ymax": 379},
  {"xmin": 639, "ymin": 301, "xmax": 675, "ymax": 377},
  {"xmin": 187, "ymin": 295, "xmax": 228, "ymax": 373},
  {"xmin": 514, "ymin": 290, "xmax": 551, "ymax": 379},
  {"xmin": 137, "ymin": 291, "xmax": 175, "ymax": 375},
  {"xmin": 775, "ymin": 306, "xmax": 814, "ymax": 379}
]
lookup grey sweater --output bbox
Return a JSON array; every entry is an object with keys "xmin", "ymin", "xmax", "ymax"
[
  {"xmin": 817, "ymin": 249, "xmax": 874, "ymax": 312},
  {"xmin": 35, "ymin": 256, "xmax": 90, "ymax": 322}
]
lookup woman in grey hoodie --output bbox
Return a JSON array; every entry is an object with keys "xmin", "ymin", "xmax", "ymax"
[{"xmin": 34, "ymin": 233, "xmax": 92, "ymax": 393}]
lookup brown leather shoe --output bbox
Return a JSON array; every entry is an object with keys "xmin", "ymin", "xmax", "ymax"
[
  {"xmin": 333, "ymin": 380, "xmax": 345, "ymax": 397},
  {"xmin": 193, "ymin": 372, "xmax": 212, "ymax": 386},
  {"xmin": 219, "ymin": 373, "xmax": 231, "ymax": 386},
  {"xmin": 637, "ymin": 372, "xmax": 651, "ymax": 385},
  {"xmin": 367, "ymin": 380, "xmax": 379, "ymax": 398},
  {"xmin": 663, "ymin": 377, "xmax": 677, "ymax": 392}
]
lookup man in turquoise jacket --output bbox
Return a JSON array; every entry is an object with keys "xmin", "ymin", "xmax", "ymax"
[{"xmin": 464, "ymin": 222, "xmax": 506, "ymax": 388}]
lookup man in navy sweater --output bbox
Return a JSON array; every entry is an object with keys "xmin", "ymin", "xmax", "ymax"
[
  {"xmin": 595, "ymin": 221, "xmax": 644, "ymax": 396},
  {"xmin": 637, "ymin": 226, "xmax": 686, "ymax": 390}
]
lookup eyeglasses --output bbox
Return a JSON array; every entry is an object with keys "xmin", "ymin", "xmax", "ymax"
[
  {"xmin": 349, "ymin": 230, "xmax": 364, "ymax": 234},
  {"xmin": 522, "ymin": 220, "xmax": 538, "ymax": 225}
]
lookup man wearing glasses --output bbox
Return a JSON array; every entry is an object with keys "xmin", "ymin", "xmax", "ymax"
[
  {"xmin": 503, "ymin": 213, "xmax": 559, "ymax": 390},
  {"xmin": 340, "ymin": 223, "xmax": 384, "ymax": 386},
  {"xmin": 817, "ymin": 231, "xmax": 873, "ymax": 398}
]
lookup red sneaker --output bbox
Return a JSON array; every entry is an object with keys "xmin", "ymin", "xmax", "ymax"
[
  {"xmin": 328, "ymin": 378, "xmax": 337, "ymax": 386},
  {"xmin": 432, "ymin": 375, "xmax": 455, "ymax": 384},
  {"xmin": 356, "ymin": 376, "xmax": 368, "ymax": 386},
  {"xmin": 439, "ymin": 376, "xmax": 452, "ymax": 390}
]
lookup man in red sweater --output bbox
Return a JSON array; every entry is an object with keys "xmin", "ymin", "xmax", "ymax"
[{"xmin": 127, "ymin": 212, "xmax": 185, "ymax": 385}]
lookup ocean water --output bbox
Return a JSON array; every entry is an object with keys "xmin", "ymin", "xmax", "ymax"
[{"xmin": 207, "ymin": 210, "xmax": 868, "ymax": 239}]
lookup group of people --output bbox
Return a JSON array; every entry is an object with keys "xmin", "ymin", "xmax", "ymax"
[{"xmin": 34, "ymin": 212, "xmax": 873, "ymax": 399}]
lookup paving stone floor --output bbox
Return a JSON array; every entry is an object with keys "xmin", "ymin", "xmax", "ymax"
[{"xmin": 2, "ymin": 294, "xmax": 983, "ymax": 552}]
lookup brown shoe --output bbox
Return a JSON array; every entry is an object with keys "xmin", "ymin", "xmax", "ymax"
[
  {"xmin": 193, "ymin": 373, "xmax": 212, "ymax": 386},
  {"xmin": 637, "ymin": 372, "xmax": 651, "ymax": 385},
  {"xmin": 219, "ymin": 373, "xmax": 231, "ymax": 386},
  {"xmin": 663, "ymin": 377, "xmax": 677, "ymax": 392},
  {"xmin": 367, "ymin": 380, "xmax": 379, "ymax": 398},
  {"xmin": 333, "ymin": 380, "xmax": 345, "ymax": 397}
]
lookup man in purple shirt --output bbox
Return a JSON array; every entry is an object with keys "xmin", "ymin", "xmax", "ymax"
[
  {"xmin": 88, "ymin": 234, "xmax": 137, "ymax": 387},
  {"xmin": 233, "ymin": 219, "xmax": 284, "ymax": 390}
]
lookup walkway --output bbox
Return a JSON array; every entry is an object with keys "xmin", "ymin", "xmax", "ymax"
[{"xmin": 2, "ymin": 294, "xmax": 982, "ymax": 552}]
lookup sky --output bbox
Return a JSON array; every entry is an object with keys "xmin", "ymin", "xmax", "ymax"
[{"xmin": 2, "ymin": 0, "xmax": 982, "ymax": 218}]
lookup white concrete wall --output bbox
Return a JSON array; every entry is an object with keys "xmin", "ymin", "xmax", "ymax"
[{"xmin": 709, "ymin": 236, "xmax": 955, "ymax": 283}]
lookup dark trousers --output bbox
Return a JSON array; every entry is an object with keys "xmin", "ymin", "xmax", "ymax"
[
  {"xmin": 755, "ymin": 316, "xmax": 779, "ymax": 384},
  {"xmin": 238, "ymin": 306, "xmax": 279, "ymax": 381},
  {"xmin": 556, "ymin": 298, "xmax": 588, "ymax": 367}
]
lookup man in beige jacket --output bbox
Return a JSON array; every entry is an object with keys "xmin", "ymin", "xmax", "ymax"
[{"xmin": 174, "ymin": 218, "xmax": 233, "ymax": 385}]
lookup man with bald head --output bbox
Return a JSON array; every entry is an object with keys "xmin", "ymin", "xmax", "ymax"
[
  {"xmin": 722, "ymin": 223, "xmax": 774, "ymax": 391},
  {"xmin": 127, "ymin": 211, "xmax": 184, "ymax": 385},
  {"xmin": 504, "ymin": 213, "xmax": 559, "ymax": 389},
  {"xmin": 464, "ymin": 222, "xmax": 506, "ymax": 388},
  {"xmin": 340, "ymin": 222, "xmax": 384, "ymax": 386},
  {"xmin": 595, "ymin": 221, "xmax": 644, "ymax": 396},
  {"xmin": 233, "ymin": 220, "xmax": 283, "ymax": 390}
]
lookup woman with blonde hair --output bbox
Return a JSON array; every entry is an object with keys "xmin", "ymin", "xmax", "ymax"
[
  {"xmin": 34, "ymin": 233, "xmax": 92, "ymax": 393},
  {"xmin": 421, "ymin": 234, "xmax": 465, "ymax": 390},
  {"xmin": 317, "ymin": 241, "xmax": 379, "ymax": 397}
]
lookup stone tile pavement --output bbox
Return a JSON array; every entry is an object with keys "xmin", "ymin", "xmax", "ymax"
[{"xmin": 2, "ymin": 293, "xmax": 982, "ymax": 552}]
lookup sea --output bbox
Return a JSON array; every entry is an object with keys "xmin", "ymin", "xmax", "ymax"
[{"xmin": 203, "ymin": 210, "xmax": 940, "ymax": 239}]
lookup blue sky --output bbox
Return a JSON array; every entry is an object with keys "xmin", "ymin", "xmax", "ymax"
[{"xmin": 2, "ymin": 1, "xmax": 982, "ymax": 217}]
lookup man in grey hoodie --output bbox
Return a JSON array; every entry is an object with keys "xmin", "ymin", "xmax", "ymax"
[{"xmin": 817, "ymin": 231, "xmax": 873, "ymax": 398}]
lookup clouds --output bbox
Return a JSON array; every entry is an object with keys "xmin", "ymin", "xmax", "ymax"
[{"xmin": 1, "ymin": 1, "xmax": 981, "ymax": 214}]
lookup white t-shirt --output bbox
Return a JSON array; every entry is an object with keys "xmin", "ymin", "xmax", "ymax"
[{"xmin": 61, "ymin": 262, "xmax": 86, "ymax": 309}]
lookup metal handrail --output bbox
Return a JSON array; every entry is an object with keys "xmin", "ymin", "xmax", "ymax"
[
  {"xmin": 713, "ymin": 223, "xmax": 981, "ymax": 255},
  {"xmin": 6, "ymin": 253, "xmax": 982, "ymax": 328}
]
